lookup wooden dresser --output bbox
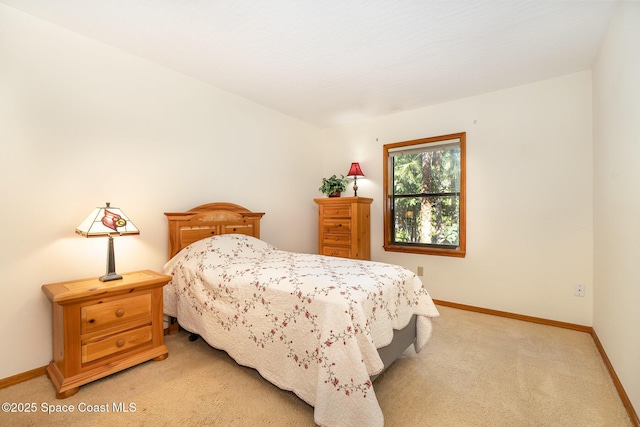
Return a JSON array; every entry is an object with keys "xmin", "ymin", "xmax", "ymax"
[
  {"xmin": 42, "ymin": 270, "xmax": 171, "ymax": 398},
  {"xmin": 314, "ymin": 196, "xmax": 373, "ymax": 260}
]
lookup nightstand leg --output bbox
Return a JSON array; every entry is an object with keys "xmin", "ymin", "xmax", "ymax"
[{"xmin": 153, "ymin": 353, "xmax": 168, "ymax": 361}]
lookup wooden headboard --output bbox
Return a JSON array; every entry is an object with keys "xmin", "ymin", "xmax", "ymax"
[{"xmin": 164, "ymin": 202, "xmax": 265, "ymax": 259}]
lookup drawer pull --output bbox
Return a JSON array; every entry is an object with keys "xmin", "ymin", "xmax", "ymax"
[
  {"xmin": 115, "ymin": 309, "xmax": 125, "ymax": 317},
  {"xmin": 335, "ymin": 224, "xmax": 342, "ymax": 228},
  {"xmin": 334, "ymin": 237, "xmax": 339, "ymax": 240},
  {"xmin": 116, "ymin": 339, "xmax": 125, "ymax": 348}
]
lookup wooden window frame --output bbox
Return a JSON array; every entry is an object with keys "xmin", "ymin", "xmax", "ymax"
[{"xmin": 383, "ymin": 132, "xmax": 466, "ymax": 258}]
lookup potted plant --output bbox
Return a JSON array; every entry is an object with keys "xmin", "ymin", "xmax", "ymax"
[{"xmin": 319, "ymin": 174, "xmax": 348, "ymax": 197}]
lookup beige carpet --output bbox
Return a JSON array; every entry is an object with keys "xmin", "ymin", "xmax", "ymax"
[{"xmin": 0, "ymin": 306, "xmax": 632, "ymax": 426}]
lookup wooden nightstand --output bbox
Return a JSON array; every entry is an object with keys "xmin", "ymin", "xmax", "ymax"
[{"xmin": 42, "ymin": 270, "xmax": 171, "ymax": 398}]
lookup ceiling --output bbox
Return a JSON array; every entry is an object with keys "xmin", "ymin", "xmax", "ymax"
[{"xmin": 1, "ymin": 0, "xmax": 618, "ymax": 127}]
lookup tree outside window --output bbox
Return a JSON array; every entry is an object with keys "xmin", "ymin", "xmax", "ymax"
[{"xmin": 383, "ymin": 132, "xmax": 466, "ymax": 257}]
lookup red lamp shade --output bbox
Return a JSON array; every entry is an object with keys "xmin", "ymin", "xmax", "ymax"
[
  {"xmin": 346, "ymin": 163, "xmax": 364, "ymax": 196},
  {"xmin": 347, "ymin": 162, "xmax": 364, "ymax": 177}
]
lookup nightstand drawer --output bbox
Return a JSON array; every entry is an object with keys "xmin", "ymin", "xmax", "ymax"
[
  {"xmin": 81, "ymin": 294, "xmax": 152, "ymax": 334},
  {"xmin": 322, "ymin": 205, "xmax": 351, "ymax": 217},
  {"xmin": 82, "ymin": 325, "xmax": 152, "ymax": 363}
]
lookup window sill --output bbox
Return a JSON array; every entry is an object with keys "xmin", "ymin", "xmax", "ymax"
[{"xmin": 383, "ymin": 244, "xmax": 466, "ymax": 258}]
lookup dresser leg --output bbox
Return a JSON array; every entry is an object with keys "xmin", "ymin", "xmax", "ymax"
[
  {"xmin": 153, "ymin": 353, "xmax": 168, "ymax": 361},
  {"xmin": 56, "ymin": 387, "xmax": 78, "ymax": 399}
]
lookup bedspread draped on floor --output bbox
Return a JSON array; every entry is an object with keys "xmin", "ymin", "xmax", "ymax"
[{"xmin": 163, "ymin": 234, "xmax": 439, "ymax": 427}]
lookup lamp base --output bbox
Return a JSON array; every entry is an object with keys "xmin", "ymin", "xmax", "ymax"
[
  {"xmin": 101, "ymin": 235, "xmax": 123, "ymax": 282},
  {"xmin": 99, "ymin": 272, "xmax": 123, "ymax": 282}
]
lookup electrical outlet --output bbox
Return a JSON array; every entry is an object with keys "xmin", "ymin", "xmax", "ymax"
[
  {"xmin": 417, "ymin": 266, "xmax": 424, "ymax": 276},
  {"xmin": 574, "ymin": 284, "xmax": 585, "ymax": 297}
]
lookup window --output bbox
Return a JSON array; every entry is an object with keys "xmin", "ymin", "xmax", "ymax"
[{"xmin": 383, "ymin": 132, "xmax": 466, "ymax": 257}]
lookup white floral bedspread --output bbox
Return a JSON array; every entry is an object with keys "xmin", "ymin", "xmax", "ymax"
[{"xmin": 163, "ymin": 234, "xmax": 439, "ymax": 427}]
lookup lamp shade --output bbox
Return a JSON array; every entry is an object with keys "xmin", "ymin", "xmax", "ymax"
[
  {"xmin": 76, "ymin": 202, "xmax": 139, "ymax": 237},
  {"xmin": 346, "ymin": 163, "xmax": 364, "ymax": 196},
  {"xmin": 347, "ymin": 162, "xmax": 364, "ymax": 177},
  {"xmin": 76, "ymin": 202, "xmax": 139, "ymax": 282}
]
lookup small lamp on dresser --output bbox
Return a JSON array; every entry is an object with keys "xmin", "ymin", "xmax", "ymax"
[
  {"xmin": 346, "ymin": 162, "xmax": 365, "ymax": 196},
  {"xmin": 76, "ymin": 202, "xmax": 139, "ymax": 281}
]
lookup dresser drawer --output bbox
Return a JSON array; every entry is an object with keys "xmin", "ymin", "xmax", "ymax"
[
  {"xmin": 82, "ymin": 325, "xmax": 152, "ymax": 363},
  {"xmin": 321, "ymin": 246, "xmax": 352, "ymax": 258},
  {"xmin": 81, "ymin": 294, "xmax": 152, "ymax": 334},
  {"xmin": 322, "ymin": 233, "xmax": 351, "ymax": 246},
  {"xmin": 321, "ymin": 219, "xmax": 352, "ymax": 233},
  {"xmin": 322, "ymin": 204, "xmax": 351, "ymax": 217}
]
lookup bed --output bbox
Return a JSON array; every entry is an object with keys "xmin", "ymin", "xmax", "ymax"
[{"xmin": 162, "ymin": 202, "xmax": 440, "ymax": 427}]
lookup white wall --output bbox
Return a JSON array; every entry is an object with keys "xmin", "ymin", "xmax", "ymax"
[
  {"xmin": 322, "ymin": 71, "xmax": 594, "ymax": 326},
  {"xmin": 3, "ymin": 6, "xmax": 633, "ymax": 416},
  {"xmin": 592, "ymin": 1, "xmax": 640, "ymax": 415},
  {"xmin": 0, "ymin": 4, "xmax": 321, "ymax": 379}
]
